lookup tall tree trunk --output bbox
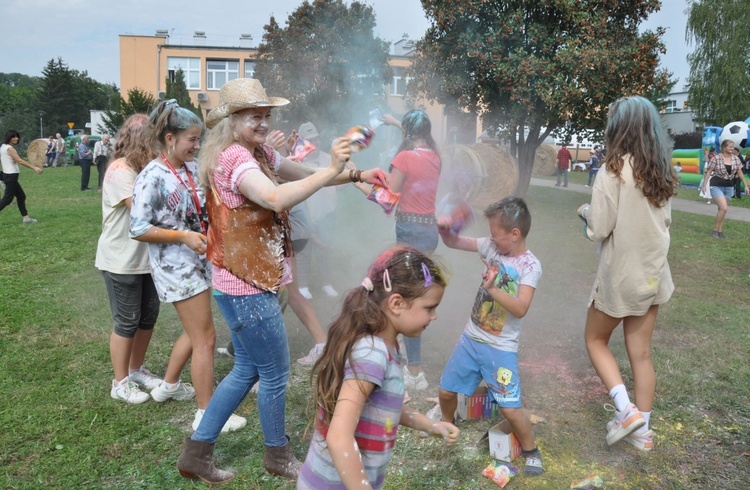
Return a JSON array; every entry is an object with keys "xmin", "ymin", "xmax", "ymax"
[{"xmin": 515, "ymin": 142, "xmax": 537, "ymax": 197}]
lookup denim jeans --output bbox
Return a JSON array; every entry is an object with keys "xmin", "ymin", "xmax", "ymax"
[
  {"xmin": 395, "ymin": 220, "xmax": 438, "ymax": 365},
  {"xmin": 193, "ymin": 291, "xmax": 290, "ymax": 446},
  {"xmin": 556, "ymin": 167, "xmax": 568, "ymax": 186}
]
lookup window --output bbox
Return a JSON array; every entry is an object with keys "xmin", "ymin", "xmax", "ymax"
[
  {"xmin": 245, "ymin": 61, "xmax": 256, "ymax": 79},
  {"xmin": 390, "ymin": 67, "xmax": 413, "ymax": 96},
  {"xmin": 167, "ymin": 57, "xmax": 200, "ymax": 90},
  {"xmin": 664, "ymin": 100, "xmax": 677, "ymax": 113},
  {"xmin": 207, "ymin": 60, "xmax": 239, "ymax": 90}
]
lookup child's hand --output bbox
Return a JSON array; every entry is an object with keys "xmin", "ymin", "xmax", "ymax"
[
  {"xmin": 437, "ymin": 216, "xmax": 454, "ymax": 235},
  {"xmin": 361, "ymin": 168, "xmax": 389, "ymax": 187},
  {"xmin": 432, "ymin": 421, "xmax": 461, "ymax": 445},
  {"xmin": 183, "ymin": 231, "xmax": 208, "ymax": 255},
  {"xmin": 481, "ymin": 259, "xmax": 499, "ymax": 290}
]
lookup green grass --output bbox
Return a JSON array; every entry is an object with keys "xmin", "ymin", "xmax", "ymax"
[{"xmin": 1, "ymin": 167, "xmax": 748, "ymax": 489}]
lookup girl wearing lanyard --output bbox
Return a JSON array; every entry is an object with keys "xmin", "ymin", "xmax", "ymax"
[{"xmin": 129, "ymin": 100, "xmax": 245, "ymax": 432}]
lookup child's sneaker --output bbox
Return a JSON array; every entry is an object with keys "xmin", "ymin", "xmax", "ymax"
[
  {"xmin": 192, "ymin": 409, "xmax": 247, "ymax": 433},
  {"xmin": 605, "ymin": 403, "xmax": 645, "ymax": 445},
  {"xmin": 524, "ymin": 450, "xmax": 544, "ymax": 476},
  {"xmin": 128, "ymin": 366, "xmax": 163, "ymax": 390},
  {"xmin": 111, "ymin": 377, "xmax": 150, "ymax": 404},
  {"xmin": 151, "ymin": 381, "xmax": 196, "ymax": 402},
  {"xmin": 403, "ymin": 366, "xmax": 429, "ymax": 391},
  {"xmin": 297, "ymin": 343, "xmax": 325, "ymax": 366},
  {"xmin": 607, "ymin": 422, "xmax": 654, "ymax": 452}
]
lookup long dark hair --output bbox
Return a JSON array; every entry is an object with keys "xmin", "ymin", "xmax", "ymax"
[{"xmin": 312, "ymin": 246, "xmax": 446, "ymax": 424}]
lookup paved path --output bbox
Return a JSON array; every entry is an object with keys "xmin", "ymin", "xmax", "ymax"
[{"xmin": 530, "ymin": 177, "xmax": 750, "ymax": 222}]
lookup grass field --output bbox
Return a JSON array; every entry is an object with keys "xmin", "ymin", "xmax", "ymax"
[{"xmin": 0, "ymin": 165, "xmax": 748, "ymax": 489}]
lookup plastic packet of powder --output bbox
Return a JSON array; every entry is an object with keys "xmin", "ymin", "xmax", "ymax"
[
  {"xmin": 447, "ymin": 200, "xmax": 474, "ymax": 233},
  {"xmin": 369, "ymin": 108, "xmax": 384, "ymax": 129},
  {"xmin": 481, "ymin": 461, "xmax": 519, "ymax": 488},
  {"xmin": 367, "ymin": 184, "xmax": 400, "ymax": 215},
  {"xmin": 345, "ymin": 126, "xmax": 376, "ymax": 152},
  {"xmin": 289, "ymin": 136, "xmax": 316, "ymax": 162}
]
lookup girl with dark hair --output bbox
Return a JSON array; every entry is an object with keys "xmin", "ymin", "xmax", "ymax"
[
  {"xmin": 297, "ymin": 247, "xmax": 459, "ymax": 489},
  {"xmin": 0, "ymin": 130, "xmax": 43, "ymax": 223},
  {"xmin": 577, "ymin": 96, "xmax": 678, "ymax": 452},
  {"xmin": 382, "ymin": 109, "xmax": 441, "ymax": 391},
  {"xmin": 129, "ymin": 100, "xmax": 246, "ymax": 432}
]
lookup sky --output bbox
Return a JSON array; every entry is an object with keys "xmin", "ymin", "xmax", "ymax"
[{"xmin": 2, "ymin": 0, "xmax": 690, "ymax": 88}]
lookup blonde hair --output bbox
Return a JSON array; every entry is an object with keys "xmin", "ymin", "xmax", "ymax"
[
  {"xmin": 198, "ymin": 116, "xmax": 236, "ymax": 192},
  {"xmin": 114, "ymin": 114, "xmax": 155, "ymax": 174}
]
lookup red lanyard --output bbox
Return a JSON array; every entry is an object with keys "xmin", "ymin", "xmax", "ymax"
[{"xmin": 160, "ymin": 152, "xmax": 206, "ymax": 234}]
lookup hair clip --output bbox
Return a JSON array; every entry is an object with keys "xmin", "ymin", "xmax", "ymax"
[
  {"xmin": 165, "ymin": 98, "xmax": 179, "ymax": 107},
  {"xmin": 361, "ymin": 277, "xmax": 374, "ymax": 292},
  {"xmin": 421, "ymin": 262, "xmax": 432, "ymax": 288},
  {"xmin": 382, "ymin": 269, "xmax": 392, "ymax": 292}
]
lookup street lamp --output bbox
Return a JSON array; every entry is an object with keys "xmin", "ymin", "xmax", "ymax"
[{"xmin": 39, "ymin": 111, "xmax": 44, "ymax": 138}]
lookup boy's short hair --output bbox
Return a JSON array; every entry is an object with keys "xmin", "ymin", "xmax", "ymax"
[{"xmin": 484, "ymin": 197, "xmax": 531, "ymax": 238}]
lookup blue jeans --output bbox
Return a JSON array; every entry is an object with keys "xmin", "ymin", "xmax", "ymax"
[
  {"xmin": 556, "ymin": 167, "xmax": 568, "ymax": 186},
  {"xmin": 395, "ymin": 220, "xmax": 438, "ymax": 366},
  {"xmin": 587, "ymin": 168, "xmax": 598, "ymax": 186},
  {"xmin": 193, "ymin": 292, "xmax": 290, "ymax": 446}
]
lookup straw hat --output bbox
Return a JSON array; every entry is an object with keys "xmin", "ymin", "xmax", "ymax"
[{"xmin": 205, "ymin": 78, "xmax": 289, "ymax": 129}]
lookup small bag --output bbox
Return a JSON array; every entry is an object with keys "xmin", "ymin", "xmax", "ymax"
[{"xmin": 699, "ymin": 176, "xmax": 711, "ymax": 199}]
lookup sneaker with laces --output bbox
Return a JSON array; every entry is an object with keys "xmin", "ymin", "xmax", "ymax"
[
  {"xmin": 607, "ymin": 422, "xmax": 654, "ymax": 451},
  {"xmin": 111, "ymin": 377, "xmax": 150, "ymax": 404},
  {"xmin": 128, "ymin": 366, "xmax": 163, "ymax": 390},
  {"xmin": 22, "ymin": 217, "xmax": 37, "ymax": 224},
  {"xmin": 524, "ymin": 451, "xmax": 544, "ymax": 476},
  {"xmin": 605, "ymin": 403, "xmax": 645, "ymax": 445},
  {"xmin": 322, "ymin": 285, "xmax": 339, "ymax": 297},
  {"xmin": 151, "ymin": 381, "xmax": 196, "ymax": 402},
  {"xmin": 299, "ymin": 287, "xmax": 313, "ymax": 300},
  {"xmin": 297, "ymin": 343, "xmax": 325, "ymax": 366},
  {"xmin": 403, "ymin": 366, "xmax": 429, "ymax": 391},
  {"xmin": 192, "ymin": 409, "xmax": 247, "ymax": 433}
]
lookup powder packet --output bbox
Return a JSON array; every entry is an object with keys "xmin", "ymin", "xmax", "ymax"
[
  {"xmin": 289, "ymin": 136, "xmax": 316, "ymax": 162},
  {"xmin": 367, "ymin": 184, "xmax": 400, "ymax": 215},
  {"xmin": 345, "ymin": 126, "xmax": 376, "ymax": 152},
  {"xmin": 481, "ymin": 461, "xmax": 519, "ymax": 488}
]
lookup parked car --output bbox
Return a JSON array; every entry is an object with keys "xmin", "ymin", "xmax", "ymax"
[{"xmin": 64, "ymin": 135, "xmax": 101, "ymax": 165}]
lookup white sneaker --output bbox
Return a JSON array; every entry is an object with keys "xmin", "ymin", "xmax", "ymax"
[
  {"xmin": 322, "ymin": 285, "xmax": 339, "ymax": 297},
  {"xmin": 128, "ymin": 366, "xmax": 163, "ymax": 390},
  {"xmin": 297, "ymin": 343, "xmax": 325, "ymax": 366},
  {"xmin": 299, "ymin": 287, "xmax": 313, "ymax": 300},
  {"xmin": 150, "ymin": 381, "xmax": 196, "ymax": 402},
  {"xmin": 192, "ymin": 409, "xmax": 247, "ymax": 433},
  {"xmin": 111, "ymin": 377, "xmax": 150, "ymax": 404},
  {"xmin": 403, "ymin": 366, "xmax": 429, "ymax": 391}
]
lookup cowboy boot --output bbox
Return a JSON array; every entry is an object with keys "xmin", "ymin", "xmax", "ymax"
[
  {"xmin": 263, "ymin": 435, "xmax": 302, "ymax": 479},
  {"xmin": 177, "ymin": 437, "xmax": 235, "ymax": 484}
]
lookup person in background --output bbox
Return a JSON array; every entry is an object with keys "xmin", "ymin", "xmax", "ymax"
[
  {"xmin": 45, "ymin": 135, "xmax": 56, "ymax": 168},
  {"xmin": 732, "ymin": 147, "xmax": 746, "ymax": 199},
  {"xmin": 578, "ymin": 96, "xmax": 678, "ymax": 452},
  {"xmin": 585, "ymin": 145, "xmax": 600, "ymax": 188},
  {"xmin": 556, "ymin": 144, "xmax": 572, "ymax": 187},
  {"xmin": 381, "ymin": 109, "xmax": 442, "ymax": 392},
  {"xmin": 702, "ymin": 139, "xmax": 748, "ymax": 238},
  {"xmin": 96, "ymin": 115, "xmax": 163, "ymax": 404},
  {"xmin": 94, "ymin": 134, "xmax": 114, "ymax": 191},
  {"xmin": 297, "ymin": 247, "xmax": 459, "ymax": 489},
  {"xmin": 53, "ymin": 133, "xmax": 65, "ymax": 167},
  {"xmin": 0, "ymin": 130, "xmax": 43, "ymax": 223},
  {"xmin": 78, "ymin": 135, "xmax": 94, "ymax": 191}
]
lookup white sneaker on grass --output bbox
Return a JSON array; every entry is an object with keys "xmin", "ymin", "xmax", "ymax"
[
  {"xmin": 111, "ymin": 377, "xmax": 150, "ymax": 404},
  {"xmin": 150, "ymin": 381, "xmax": 195, "ymax": 402},
  {"xmin": 128, "ymin": 366, "xmax": 163, "ymax": 390},
  {"xmin": 192, "ymin": 409, "xmax": 247, "ymax": 433},
  {"xmin": 604, "ymin": 403, "xmax": 645, "ymax": 445},
  {"xmin": 297, "ymin": 343, "xmax": 325, "ymax": 366},
  {"xmin": 403, "ymin": 366, "xmax": 429, "ymax": 391}
]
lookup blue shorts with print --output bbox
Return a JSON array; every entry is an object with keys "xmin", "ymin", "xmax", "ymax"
[
  {"xmin": 710, "ymin": 185, "xmax": 734, "ymax": 200},
  {"xmin": 439, "ymin": 333, "xmax": 522, "ymax": 408}
]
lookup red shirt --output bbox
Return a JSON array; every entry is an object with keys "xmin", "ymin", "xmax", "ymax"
[
  {"xmin": 391, "ymin": 147, "xmax": 441, "ymax": 214},
  {"xmin": 557, "ymin": 147, "xmax": 572, "ymax": 169}
]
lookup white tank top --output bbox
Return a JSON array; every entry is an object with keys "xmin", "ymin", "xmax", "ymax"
[{"xmin": 1, "ymin": 144, "xmax": 20, "ymax": 174}]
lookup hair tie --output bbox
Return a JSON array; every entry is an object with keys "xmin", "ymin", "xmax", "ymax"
[
  {"xmin": 361, "ymin": 277, "xmax": 374, "ymax": 292},
  {"xmin": 165, "ymin": 98, "xmax": 179, "ymax": 107},
  {"xmin": 421, "ymin": 262, "xmax": 432, "ymax": 288},
  {"xmin": 382, "ymin": 269, "xmax": 392, "ymax": 292}
]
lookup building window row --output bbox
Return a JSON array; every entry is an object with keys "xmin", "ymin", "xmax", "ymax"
[{"xmin": 167, "ymin": 57, "xmax": 256, "ymax": 91}]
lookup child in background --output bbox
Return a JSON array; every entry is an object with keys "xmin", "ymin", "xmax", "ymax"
[
  {"xmin": 435, "ymin": 197, "xmax": 544, "ymax": 476},
  {"xmin": 298, "ymin": 247, "xmax": 460, "ymax": 489}
]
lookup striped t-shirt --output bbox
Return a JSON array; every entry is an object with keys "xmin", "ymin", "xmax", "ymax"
[{"xmin": 297, "ymin": 336, "xmax": 404, "ymax": 490}]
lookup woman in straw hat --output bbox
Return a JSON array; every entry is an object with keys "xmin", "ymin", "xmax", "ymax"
[{"xmin": 176, "ymin": 78, "xmax": 388, "ymax": 484}]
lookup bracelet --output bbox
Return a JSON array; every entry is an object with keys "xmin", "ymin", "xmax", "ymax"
[
  {"xmin": 349, "ymin": 169, "xmax": 364, "ymax": 183},
  {"xmin": 579, "ymin": 205, "xmax": 590, "ymax": 222}
]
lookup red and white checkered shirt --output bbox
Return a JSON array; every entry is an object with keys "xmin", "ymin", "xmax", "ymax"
[{"xmin": 211, "ymin": 144, "xmax": 292, "ymax": 296}]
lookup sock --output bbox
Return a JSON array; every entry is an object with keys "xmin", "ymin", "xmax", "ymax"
[
  {"xmin": 522, "ymin": 447, "xmax": 539, "ymax": 457},
  {"xmin": 639, "ymin": 411, "xmax": 651, "ymax": 431},
  {"xmin": 163, "ymin": 380, "xmax": 180, "ymax": 390},
  {"xmin": 609, "ymin": 384, "xmax": 631, "ymax": 412},
  {"xmin": 128, "ymin": 365, "xmax": 144, "ymax": 376}
]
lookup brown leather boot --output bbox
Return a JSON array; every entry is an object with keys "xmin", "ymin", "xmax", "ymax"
[
  {"xmin": 263, "ymin": 436, "xmax": 302, "ymax": 479},
  {"xmin": 177, "ymin": 437, "xmax": 235, "ymax": 484}
]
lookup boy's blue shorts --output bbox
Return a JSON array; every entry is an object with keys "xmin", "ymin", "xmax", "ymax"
[{"xmin": 439, "ymin": 333, "xmax": 522, "ymax": 408}]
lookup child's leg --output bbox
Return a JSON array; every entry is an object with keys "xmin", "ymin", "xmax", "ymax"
[
  {"xmin": 173, "ymin": 290, "xmax": 216, "ymax": 409},
  {"xmin": 500, "ymin": 407, "xmax": 535, "ymax": 451},
  {"xmin": 438, "ymin": 388, "xmax": 458, "ymax": 422},
  {"xmin": 623, "ymin": 305, "xmax": 659, "ymax": 414},
  {"xmin": 436, "ymin": 334, "xmax": 483, "ymax": 421},
  {"xmin": 584, "ymin": 304, "xmax": 626, "ymax": 393}
]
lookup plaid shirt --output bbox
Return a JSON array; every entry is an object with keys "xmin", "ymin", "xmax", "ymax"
[
  {"xmin": 556, "ymin": 147, "xmax": 572, "ymax": 168},
  {"xmin": 706, "ymin": 153, "xmax": 743, "ymax": 182}
]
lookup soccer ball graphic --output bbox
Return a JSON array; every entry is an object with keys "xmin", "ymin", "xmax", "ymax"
[{"xmin": 719, "ymin": 121, "xmax": 750, "ymax": 149}]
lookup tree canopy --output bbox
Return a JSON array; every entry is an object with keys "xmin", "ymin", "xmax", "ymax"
[
  {"xmin": 99, "ymin": 87, "xmax": 157, "ymax": 136},
  {"xmin": 686, "ymin": 0, "xmax": 750, "ymax": 126},
  {"xmin": 254, "ymin": 0, "xmax": 391, "ymax": 136},
  {"xmin": 413, "ymin": 0, "xmax": 671, "ymax": 194},
  {"xmin": 165, "ymin": 68, "xmax": 202, "ymax": 120}
]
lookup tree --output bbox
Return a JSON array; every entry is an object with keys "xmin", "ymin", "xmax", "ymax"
[
  {"xmin": 413, "ymin": 0, "xmax": 672, "ymax": 195},
  {"xmin": 254, "ymin": 0, "xmax": 391, "ymax": 135},
  {"xmin": 165, "ymin": 69, "xmax": 202, "ymax": 120},
  {"xmin": 99, "ymin": 87, "xmax": 158, "ymax": 135},
  {"xmin": 0, "ymin": 73, "xmax": 40, "ymax": 139},
  {"xmin": 686, "ymin": 0, "xmax": 750, "ymax": 126}
]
